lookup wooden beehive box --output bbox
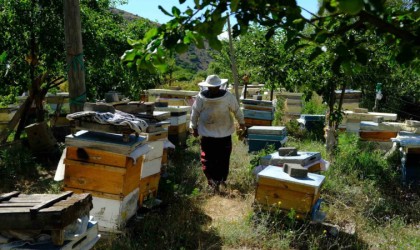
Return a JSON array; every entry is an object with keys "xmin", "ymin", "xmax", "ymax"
[
  {"xmin": 142, "ymin": 130, "xmax": 168, "ymax": 142},
  {"xmin": 242, "ymin": 108, "xmax": 273, "ymax": 121},
  {"xmin": 168, "ymin": 123, "xmax": 187, "ymax": 134},
  {"xmin": 0, "ymin": 191, "xmax": 92, "ymax": 246},
  {"xmin": 139, "ymin": 173, "xmax": 161, "ymax": 207},
  {"xmin": 65, "ymin": 130, "xmax": 147, "ymax": 155},
  {"xmin": 247, "ymin": 126, "xmax": 287, "ymax": 152},
  {"xmin": 255, "ymin": 166, "xmax": 325, "ymax": 215},
  {"xmin": 244, "ymin": 118, "xmax": 272, "ymax": 127},
  {"xmin": 66, "ymin": 187, "xmax": 139, "ymax": 231},
  {"xmin": 64, "ymin": 146, "xmax": 144, "ymax": 197}
]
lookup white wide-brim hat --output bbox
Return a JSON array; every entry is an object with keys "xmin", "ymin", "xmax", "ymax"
[{"xmin": 198, "ymin": 75, "xmax": 228, "ymax": 87}]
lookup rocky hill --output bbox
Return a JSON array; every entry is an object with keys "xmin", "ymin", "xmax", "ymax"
[{"xmin": 111, "ymin": 8, "xmax": 212, "ymax": 73}]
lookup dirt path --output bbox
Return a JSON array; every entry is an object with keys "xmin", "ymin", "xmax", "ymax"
[{"xmin": 202, "ymin": 195, "xmax": 253, "ymax": 223}]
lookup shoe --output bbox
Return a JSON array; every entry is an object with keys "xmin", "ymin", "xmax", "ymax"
[
  {"xmin": 207, "ymin": 180, "xmax": 219, "ymax": 195},
  {"xmin": 218, "ymin": 181, "xmax": 227, "ymax": 194}
]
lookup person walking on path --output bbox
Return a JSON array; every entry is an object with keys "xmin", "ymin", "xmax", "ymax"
[{"xmin": 190, "ymin": 75, "xmax": 246, "ymax": 193}]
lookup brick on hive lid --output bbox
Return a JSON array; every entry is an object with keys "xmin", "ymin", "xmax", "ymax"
[
  {"xmin": 283, "ymin": 163, "xmax": 308, "ymax": 178},
  {"xmin": 278, "ymin": 147, "xmax": 298, "ymax": 156}
]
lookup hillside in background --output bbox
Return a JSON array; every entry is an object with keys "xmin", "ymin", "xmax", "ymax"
[{"xmin": 111, "ymin": 8, "xmax": 213, "ymax": 78}]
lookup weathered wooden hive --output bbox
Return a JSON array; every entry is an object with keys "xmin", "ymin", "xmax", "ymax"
[{"xmin": 0, "ymin": 191, "xmax": 99, "ymax": 248}]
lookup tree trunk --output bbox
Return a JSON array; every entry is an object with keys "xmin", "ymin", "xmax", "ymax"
[
  {"xmin": 64, "ymin": 0, "xmax": 86, "ymax": 113},
  {"xmin": 227, "ymin": 16, "xmax": 240, "ymax": 102},
  {"xmin": 325, "ymin": 80, "xmax": 337, "ymax": 154}
]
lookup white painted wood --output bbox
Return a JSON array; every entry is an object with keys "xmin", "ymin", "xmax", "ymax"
[
  {"xmin": 248, "ymin": 126, "xmax": 286, "ymax": 135},
  {"xmin": 258, "ymin": 165, "xmax": 325, "ymax": 188},
  {"xmin": 143, "ymin": 141, "xmax": 164, "ymax": 161},
  {"xmin": 90, "ymin": 188, "xmax": 139, "ymax": 230},
  {"xmin": 286, "ymin": 98, "xmax": 302, "ymax": 105},
  {"xmin": 141, "ymin": 157, "xmax": 162, "ymax": 178},
  {"xmin": 170, "ymin": 115, "xmax": 187, "ymax": 125},
  {"xmin": 344, "ymin": 111, "xmax": 397, "ymax": 121},
  {"xmin": 54, "ymin": 148, "xmax": 67, "ymax": 181},
  {"xmin": 147, "ymin": 89, "xmax": 198, "ymax": 97},
  {"xmin": 154, "ymin": 106, "xmax": 191, "ymax": 113},
  {"xmin": 260, "ymin": 151, "xmax": 321, "ymax": 166},
  {"xmin": 156, "ymin": 98, "xmax": 187, "ymax": 106}
]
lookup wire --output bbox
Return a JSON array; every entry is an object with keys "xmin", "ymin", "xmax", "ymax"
[
  {"xmin": 381, "ymin": 105, "xmax": 420, "ymax": 119},
  {"xmin": 387, "ymin": 95, "xmax": 420, "ymax": 107}
]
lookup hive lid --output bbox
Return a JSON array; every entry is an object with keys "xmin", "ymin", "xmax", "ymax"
[{"xmin": 257, "ymin": 165, "xmax": 325, "ymax": 187}]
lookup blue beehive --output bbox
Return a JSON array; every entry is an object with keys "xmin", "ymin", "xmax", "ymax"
[
  {"xmin": 391, "ymin": 132, "xmax": 420, "ymax": 185},
  {"xmin": 242, "ymin": 108, "xmax": 273, "ymax": 121},
  {"xmin": 247, "ymin": 126, "xmax": 287, "ymax": 152},
  {"xmin": 402, "ymin": 152, "xmax": 420, "ymax": 185}
]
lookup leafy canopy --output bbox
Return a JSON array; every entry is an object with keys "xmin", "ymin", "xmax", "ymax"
[{"xmin": 122, "ymin": 0, "xmax": 420, "ymax": 75}]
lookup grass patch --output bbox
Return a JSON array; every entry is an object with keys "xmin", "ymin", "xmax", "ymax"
[
  {"xmin": 0, "ymin": 142, "xmax": 63, "ymax": 194},
  {"xmin": 3, "ymin": 131, "xmax": 419, "ymax": 249}
]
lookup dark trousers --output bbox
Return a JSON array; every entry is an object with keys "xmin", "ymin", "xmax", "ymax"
[{"xmin": 200, "ymin": 135, "xmax": 232, "ymax": 184}]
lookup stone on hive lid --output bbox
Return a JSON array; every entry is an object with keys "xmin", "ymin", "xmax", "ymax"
[
  {"xmin": 278, "ymin": 147, "xmax": 298, "ymax": 156},
  {"xmin": 283, "ymin": 163, "xmax": 308, "ymax": 178}
]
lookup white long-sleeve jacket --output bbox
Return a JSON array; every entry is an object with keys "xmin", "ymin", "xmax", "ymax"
[{"xmin": 190, "ymin": 91, "xmax": 244, "ymax": 138}]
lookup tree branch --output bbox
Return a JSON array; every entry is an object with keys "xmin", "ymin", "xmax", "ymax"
[{"xmin": 358, "ymin": 11, "xmax": 419, "ymax": 43}]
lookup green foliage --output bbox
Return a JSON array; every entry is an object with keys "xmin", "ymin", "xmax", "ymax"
[
  {"xmin": 0, "ymin": 1, "xmax": 160, "ymax": 104},
  {"xmin": 285, "ymin": 120, "xmax": 307, "ymax": 140},
  {"xmin": 327, "ymin": 133, "xmax": 396, "ymax": 182},
  {"xmin": 0, "ymin": 93, "xmax": 18, "ymax": 108},
  {"xmin": 124, "ymin": 0, "xmax": 420, "ymax": 77},
  {"xmin": 248, "ymin": 144, "xmax": 276, "ymax": 171},
  {"xmin": 272, "ymin": 97, "xmax": 285, "ymax": 126},
  {"xmin": 302, "ymin": 93, "xmax": 328, "ymax": 115}
]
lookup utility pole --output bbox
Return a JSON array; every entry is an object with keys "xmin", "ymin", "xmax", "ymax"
[
  {"xmin": 64, "ymin": 0, "xmax": 86, "ymax": 113},
  {"xmin": 227, "ymin": 16, "xmax": 240, "ymax": 102}
]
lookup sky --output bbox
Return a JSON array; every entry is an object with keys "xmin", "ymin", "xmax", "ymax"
[{"xmin": 116, "ymin": 0, "xmax": 320, "ymax": 24}]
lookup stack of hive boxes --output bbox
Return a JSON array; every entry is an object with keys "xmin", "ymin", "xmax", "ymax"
[
  {"xmin": 335, "ymin": 89, "xmax": 361, "ymax": 111},
  {"xmin": 64, "ymin": 130, "xmax": 148, "ymax": 231},
  {"xmin": 115, "ymin": 102, "xmax": 173, "ymax": 208},
  {"xmin": 247, "ymin": 126, "xmax": 287, "ymax": 152},
  {"xmin": 134, "ymin": 110, "xmax": 171, "ymax": 207},
  {"xmin": 155, "ymin": 105, "xmax": 191, "ymax": 147},
  {"xmin": 391, "ymin": 131, "xmax": 420, "ymax": 185},
  {"xmin": 340, "ymin": 109, "xmax": 398, "ymax": 133},
  {"xmin": 276, "ymin": 92, "xmax": 303, "ymax": 122},
  {"xmin": 241, "ymin": 99, "xmax": 274, "ymax": 127}
]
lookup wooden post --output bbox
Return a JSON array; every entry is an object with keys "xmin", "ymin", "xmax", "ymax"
[
  {"xmin": 227, "ymin": 16, "xmax": 240, "ymax": 102},
  {"xmin": 64, "ymin": 0, "xmax": 86, "ymax": 113}
]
